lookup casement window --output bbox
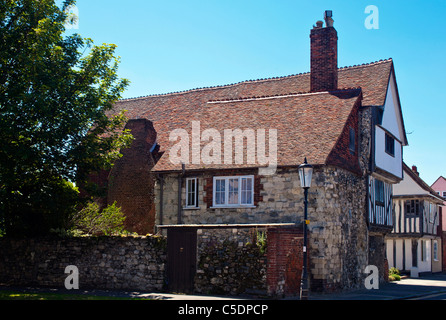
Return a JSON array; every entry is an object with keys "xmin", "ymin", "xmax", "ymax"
[
  {"xmin": 349, "ymin": 127, "xmax": 355, "ymax": 154},
  {"xmin": 185, "ymin": 178, "xmax": 198, "ymax": 208},
  {"xmin": 385, "ymin": 133, "xmax": 395, "ymax": 157},
  {"xmin": 213, "ymin": 176, "xmax": 254, "ymax": 207},
  {"xmin": 443, "ymin": 191, "xmax": 446, "ymax": 198},
  {"xmin": 405, "ymin": 199, "xmax": 422, "ymax": 217}
]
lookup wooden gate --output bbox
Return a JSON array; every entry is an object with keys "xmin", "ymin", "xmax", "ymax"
[{"xmin": 167, "ymin": 228, "xmax": 197, "ymax": 293}]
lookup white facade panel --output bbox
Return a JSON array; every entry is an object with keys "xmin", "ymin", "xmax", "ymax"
[
  {"xmin": 381, "ymin": 73, "xmax": 403, "ymax": 141},
  {"xmin": 375, "ymin": 126, "xmax": 403, "ymax": 179}
]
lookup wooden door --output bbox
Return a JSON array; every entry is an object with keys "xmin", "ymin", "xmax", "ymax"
[{"xmin": 167, "ymin": 228, "xmax": 197, "ymax": 293}]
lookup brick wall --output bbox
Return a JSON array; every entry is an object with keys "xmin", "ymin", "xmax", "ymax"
[
  {"xmin": 310, "ymin": 25, "xmax": 338, "ymax": 92},
  {"xmin": 107, "ymin": 119, "xmax": 158, "ymax": 234},
  {"xmin": 326, "ymin": 90, "xmax": 362, "ymax": 176},
  {"xmin": 266, "ymin": 227, "xmax": 304, "ymax": 297}
]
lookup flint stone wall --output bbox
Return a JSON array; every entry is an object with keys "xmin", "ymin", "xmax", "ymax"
[
  {"xmin": 194, "ymin": 228, "xmax": 267, "ymax": 296},
  {"xmin": 0, "ymin": 236, "xmax": 167, "ymax": 291}
]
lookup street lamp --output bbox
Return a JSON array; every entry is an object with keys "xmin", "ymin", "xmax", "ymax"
[{"xmin": 298, "ymin": 158, "xmax": 313, "ymax": 300}]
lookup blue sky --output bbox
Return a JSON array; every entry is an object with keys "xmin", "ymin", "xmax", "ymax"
[{"xmin": 69, "ymin": 0, "xmax": 446, "ymax": 185}]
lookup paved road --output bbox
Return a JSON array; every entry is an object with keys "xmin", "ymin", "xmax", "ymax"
[
  {"xmin": 409, "ymin": 292, "xmax": 446, "ymax": 300},
  {"xmin": 2, "ymin": 273, "xmax": 446, "ymax": 300},
  {"xmin": 310, "ymin": 272, "xmax": 446, "ymax": 300}
]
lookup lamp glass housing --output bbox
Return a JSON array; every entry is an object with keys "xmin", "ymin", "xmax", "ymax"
[{"xmin": 298, "ymin": 159, "xmax": 313, "ymax": 189}]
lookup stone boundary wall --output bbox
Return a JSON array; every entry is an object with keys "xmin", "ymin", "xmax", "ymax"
[
  {"xmin": 0, "ymin": 236, "xmax": 167, "ymax": 292},
  {"xmin": 194, "ymin": 228, "xmax": 267, "ymax": 296},
  {"xmin": 0, "ymin": 228, "xmax": 305, "ymax": 297}
]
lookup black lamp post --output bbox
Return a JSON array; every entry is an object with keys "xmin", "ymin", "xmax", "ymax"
[{"xmin": 298, "ymin": 158, "xmax": 313, "ymax": 300}]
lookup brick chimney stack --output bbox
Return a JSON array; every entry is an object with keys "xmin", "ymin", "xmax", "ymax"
[
  {"xmin": 310, "ymin": 10, "xmax": 338, "ymax": 92},
  {"xmin": 412, "ymin": 165, "xmax": 419, "ymax": 176}
]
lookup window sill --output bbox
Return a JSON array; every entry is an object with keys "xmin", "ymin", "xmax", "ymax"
[
  {"xmin": 183, "ymin": 206, "xmax": 201, "ymax": 210},
  {"xmin": 210, "ymin": 205, "xmax": 256, "ymax": 209}
]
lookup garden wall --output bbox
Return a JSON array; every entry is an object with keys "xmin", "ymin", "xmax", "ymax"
[
  {"xmin": 0, "ymin": 236, "xmax": 167, "ymax": 292},
  {"xmin": 0, "ymin": 227, "xmax": 304, "ymax": 297},
  {"xmin": 194, "ymin": 228, "xmax": 268, "ymax": 296}
]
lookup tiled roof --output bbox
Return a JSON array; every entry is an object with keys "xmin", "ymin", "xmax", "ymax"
[
  {"xmin": 153, "ymin": 88, "xmax": 362, "ymax": 171},
  {"xmin": 112, "ymin": 59, "xmax": 393, "ymax": 172}
]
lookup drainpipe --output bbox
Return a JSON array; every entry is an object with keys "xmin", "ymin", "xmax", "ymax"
[
  {"xmin": 158, "ymin": 173, "xmax": 164, "ymax": 227},
  {"xmin": 177, "ymin": 163, "xmax": 185, "ymax": 224}
]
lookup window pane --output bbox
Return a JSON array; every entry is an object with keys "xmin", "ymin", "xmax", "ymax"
[
  {"xmin": 228, "ymin": 178, "xmax": 239, "ymax": 204},
  {"xmin": 215, "ymin": 179, "xmax": 225, "ymax": 205},
  {"xmin": 216, "ymin": 179, "xmax": 225, "ymax": 192},
  {"xmin": 349, "ymin": 128, "xmax": 355, "ymax": 153},
  {"xmin": 186, "ymin": 178, "xmax": 197, "ymax": 207},
  {"xmin": 375, "ymin": 180, "xmax": 384, "ymax": 204},
  {"xmin": 241, "ymin": 177, "xmax": 253, "ymax": 205},
  {"xmin": 385, "ymin": 133, "xmax": 395, "ymax": 156}
]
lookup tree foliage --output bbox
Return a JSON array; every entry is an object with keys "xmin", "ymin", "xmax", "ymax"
[
  {"xmin": 0, "ymin": 0, "xmax": 133, "ymax": 237},
  {"xmin": 72, "ymin": 201, "xmax": 127, "ymax": 236}
]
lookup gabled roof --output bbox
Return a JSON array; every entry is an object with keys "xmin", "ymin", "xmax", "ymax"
[
  {"xmin": 398, "ymin": 163, "xmax": 445, "ymax": 203},
  {"xmin": 112, "ymin": 59, "xmax": 394, "ymax": 172},
  {"xmin": 431, "ymin": 176, "xmax": 446, "ymax": 189},
  {"xmin": 117, "ymin": 58, "xmax": 392, "ymax": 111}
]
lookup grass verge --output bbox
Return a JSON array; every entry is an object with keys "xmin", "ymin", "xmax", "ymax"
[{"xmin": 0, "ymin": 290, "xmax": 151, "ymax": 300}]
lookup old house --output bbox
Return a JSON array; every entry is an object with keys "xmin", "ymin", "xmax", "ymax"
[
  {"xmin": 103, "ymin": 12, "xmax": 408, "ymax": 293},
  {"xmin": 386, "ymin": 164, "xmax": 443, "ymax": 275}
]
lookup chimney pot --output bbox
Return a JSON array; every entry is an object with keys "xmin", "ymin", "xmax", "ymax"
[
  {"xmin": 324, "ymin": 11, "xmax": 334, "ymax": 27},
  {"xmin": 314, "ymin": 20, "xmax": 324, "ymax": 29},
  {"xmin": 412, "ymin": 166, "xmax": 419, "ymax": 176}
]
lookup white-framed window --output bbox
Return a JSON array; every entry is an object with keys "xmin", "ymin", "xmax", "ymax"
[
  {"xmin": 213, "ymin": 175, "xmax": 254, "ymax": 207},
  {"xmin": 185, "ymin": 177, "xmax": 198, "ymax": 208}
]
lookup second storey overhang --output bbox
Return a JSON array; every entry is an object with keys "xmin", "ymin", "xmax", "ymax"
[{"xmin": 369, "ymin": 66, "xmax": 408, "ymax": 183}]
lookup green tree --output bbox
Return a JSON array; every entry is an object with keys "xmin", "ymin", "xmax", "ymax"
[
  {"xmin": 72, "ymin": 201, "xmax": 127, "ymax": 236},
  {"xmin": 0, "ymin": 0, "xmax": 133, "ymax": 237}
]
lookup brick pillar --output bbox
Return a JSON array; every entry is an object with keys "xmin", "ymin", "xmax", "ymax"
[{"xmin": 266, "ymin": 227, "xmax": 304, "ymax": 297}]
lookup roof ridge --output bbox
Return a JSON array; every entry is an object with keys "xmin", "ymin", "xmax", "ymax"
[
  {"xmin": 118, "ymin": 58, "xmax": 392, "ymax": 102},
  {"xmin": 338, "ymin": 58, "xmax": 393, "ymax": 71},
  {"xmin": 207, "ymin": 87, "xmax": 362, "ymax": 104}
]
